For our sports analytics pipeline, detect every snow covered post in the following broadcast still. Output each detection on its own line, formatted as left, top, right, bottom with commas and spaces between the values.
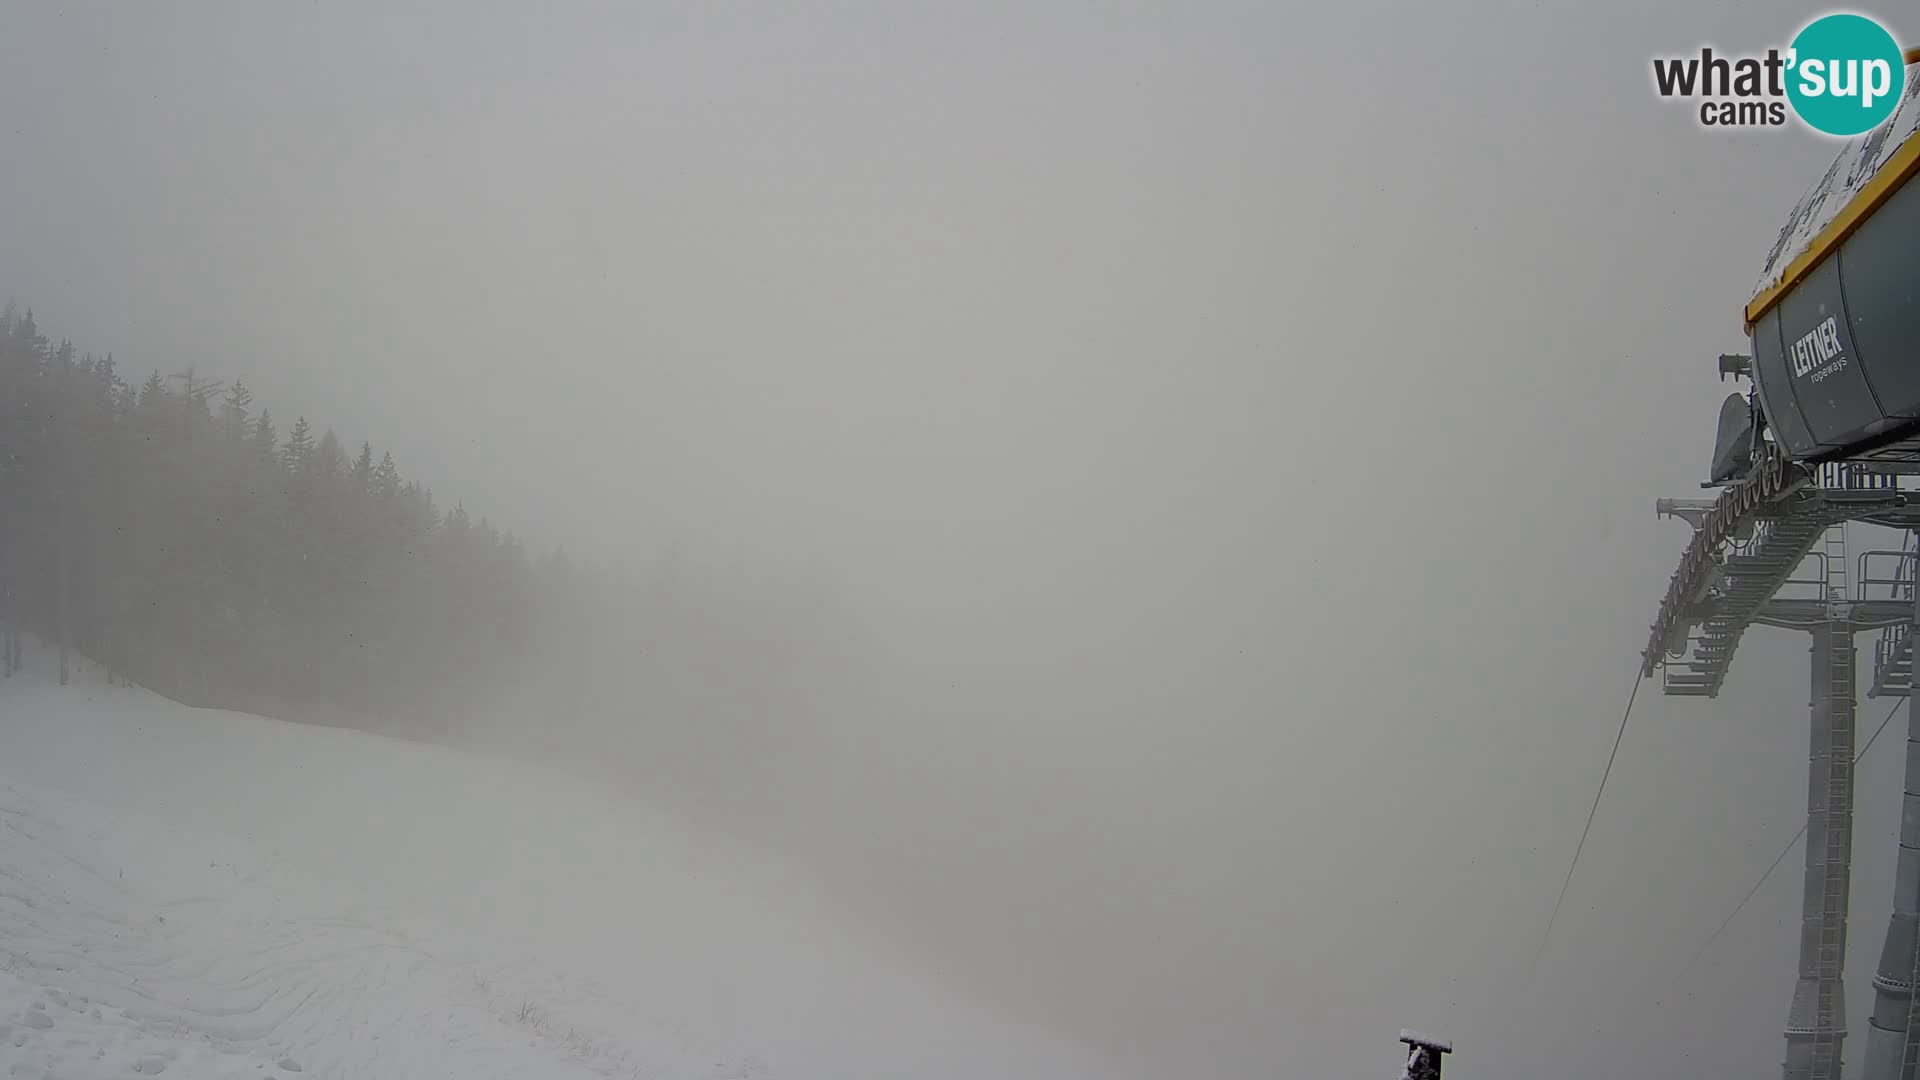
1397, 1030, 1452, 1080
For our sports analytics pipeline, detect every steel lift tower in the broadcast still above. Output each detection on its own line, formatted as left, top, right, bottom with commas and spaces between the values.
1650, 447, 1914, 1080
1639, 57, 1920, 1079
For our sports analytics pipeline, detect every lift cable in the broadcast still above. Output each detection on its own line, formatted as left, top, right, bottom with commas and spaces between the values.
1530, 668, 1644, 980
1679, 527, 1915, 974
1684, 694, 1907, 971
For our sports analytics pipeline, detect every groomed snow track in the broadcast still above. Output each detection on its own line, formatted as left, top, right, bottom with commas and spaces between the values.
0, 640, 1108, 1080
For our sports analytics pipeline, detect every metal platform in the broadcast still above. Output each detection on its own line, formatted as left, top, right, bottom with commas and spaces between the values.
1646, 459, 1913, 698
1871, 625, 1912, 698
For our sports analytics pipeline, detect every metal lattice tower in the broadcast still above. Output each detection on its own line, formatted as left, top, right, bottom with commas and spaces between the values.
1783, 567, 1856, 1080
1860, 539, 1920, 1080
1648, 463, 1920, 1080
1645, 77, 1920, 1076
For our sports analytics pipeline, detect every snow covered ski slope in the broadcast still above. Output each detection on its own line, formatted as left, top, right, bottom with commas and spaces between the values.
0, 643, 1107, 1080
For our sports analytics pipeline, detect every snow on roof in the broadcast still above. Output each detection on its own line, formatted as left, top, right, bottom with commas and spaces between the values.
1753, 79, 1920, 300
1399, 1029, 1453, 1052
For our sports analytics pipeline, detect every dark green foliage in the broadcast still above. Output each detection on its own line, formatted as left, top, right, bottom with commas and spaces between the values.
0, 308, 537, 721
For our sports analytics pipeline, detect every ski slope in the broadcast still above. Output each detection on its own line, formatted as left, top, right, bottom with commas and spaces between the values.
0, 642, 1108, 1080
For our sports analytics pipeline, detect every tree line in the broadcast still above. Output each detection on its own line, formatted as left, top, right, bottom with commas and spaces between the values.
0, 305, 578, 724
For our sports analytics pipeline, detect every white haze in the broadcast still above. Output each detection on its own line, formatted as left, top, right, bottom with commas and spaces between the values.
0, 2, 1900, 1078
0, 644, 1112, 1080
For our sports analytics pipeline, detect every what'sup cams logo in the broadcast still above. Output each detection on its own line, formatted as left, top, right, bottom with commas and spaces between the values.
1652, 12, 1908, 135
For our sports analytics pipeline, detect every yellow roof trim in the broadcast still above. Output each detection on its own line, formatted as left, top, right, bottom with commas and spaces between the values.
1745, 49, 1920, 331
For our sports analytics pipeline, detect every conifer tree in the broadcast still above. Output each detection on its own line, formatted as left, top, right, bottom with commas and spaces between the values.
222, 381, 253, 441
253, 410, 278, 460
283, 416, 313, 467
0, 309, 557, 724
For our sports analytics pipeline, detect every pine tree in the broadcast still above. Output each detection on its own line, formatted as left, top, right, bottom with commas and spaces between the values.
138, 372, 168, 409
352, 442, 374, 496
371, 452, 399, 500
282, 416, 314, 472
0, 311, 552, 728
316, 429, 346, 479
252, 410, 277, 460
221, 381, 253, 441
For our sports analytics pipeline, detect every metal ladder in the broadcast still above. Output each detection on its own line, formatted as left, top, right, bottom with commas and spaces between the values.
1795, 525, 1853, 1080
1813, 614, 1855, 1080
1826, 525, 1850, 610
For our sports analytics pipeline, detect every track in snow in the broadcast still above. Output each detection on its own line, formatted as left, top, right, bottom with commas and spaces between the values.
0, 642, 1105, 1080
0, 775, 685, 1079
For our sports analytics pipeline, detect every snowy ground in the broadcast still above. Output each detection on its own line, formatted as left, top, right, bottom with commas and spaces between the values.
0, 642, 1108, 1080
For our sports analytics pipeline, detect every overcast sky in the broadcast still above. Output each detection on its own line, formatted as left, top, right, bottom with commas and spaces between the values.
1, 2, 1906, 1078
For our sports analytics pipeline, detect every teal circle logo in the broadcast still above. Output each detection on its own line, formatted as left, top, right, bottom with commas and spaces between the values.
1786, 13, 1906, 136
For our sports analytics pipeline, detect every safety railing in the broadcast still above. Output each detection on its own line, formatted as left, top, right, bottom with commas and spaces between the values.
1778, 551, 1833, 602
1857, 549, 1917, 604
1869, 540, 1917, 698
1816, 461, 1902, 492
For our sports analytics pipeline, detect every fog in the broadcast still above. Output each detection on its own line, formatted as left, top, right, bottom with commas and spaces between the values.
0, 2, 1891, 1077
